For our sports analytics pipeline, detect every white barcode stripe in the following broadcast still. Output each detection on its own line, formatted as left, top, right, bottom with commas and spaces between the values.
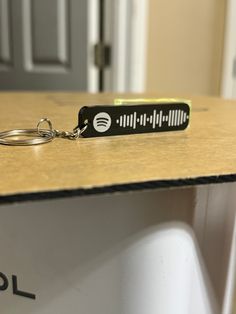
153, 110, 156, 128
133, 112, 137, 129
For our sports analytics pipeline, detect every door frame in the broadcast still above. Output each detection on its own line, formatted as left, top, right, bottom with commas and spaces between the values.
87, 0, 149, 93
87, 0, 99, 92
221, 0, 236, 98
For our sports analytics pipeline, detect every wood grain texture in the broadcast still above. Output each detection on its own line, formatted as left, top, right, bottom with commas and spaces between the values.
0, 92, 236, 202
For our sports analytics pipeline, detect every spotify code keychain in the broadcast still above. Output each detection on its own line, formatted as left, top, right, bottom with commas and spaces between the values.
0, 99, 191, 146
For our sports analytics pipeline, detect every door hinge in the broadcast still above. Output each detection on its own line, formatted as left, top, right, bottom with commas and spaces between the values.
94, 43, 111, 69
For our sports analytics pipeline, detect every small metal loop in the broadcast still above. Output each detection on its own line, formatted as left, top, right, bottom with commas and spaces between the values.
37, 118, 54, 136
74, 123, 88, 138
0, 129, 54, 146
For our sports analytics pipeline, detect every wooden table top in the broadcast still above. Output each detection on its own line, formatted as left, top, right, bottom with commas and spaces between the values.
0, 92, 236, 204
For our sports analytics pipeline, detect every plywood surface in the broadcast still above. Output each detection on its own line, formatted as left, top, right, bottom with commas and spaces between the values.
0, 92, 236, 203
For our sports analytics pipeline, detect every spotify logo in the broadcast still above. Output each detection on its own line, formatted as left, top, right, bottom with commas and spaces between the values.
93, 112, 112, 133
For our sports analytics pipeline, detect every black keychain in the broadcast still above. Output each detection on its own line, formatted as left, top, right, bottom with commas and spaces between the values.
0, 99, 191, 146
79, 101, 190, 138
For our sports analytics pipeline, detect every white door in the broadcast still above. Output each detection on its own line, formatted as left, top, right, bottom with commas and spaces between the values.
0, 0, 89, 90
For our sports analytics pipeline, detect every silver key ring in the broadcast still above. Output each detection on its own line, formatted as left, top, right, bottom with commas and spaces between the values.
0, 129, 54, 146
0, 118, 87, 146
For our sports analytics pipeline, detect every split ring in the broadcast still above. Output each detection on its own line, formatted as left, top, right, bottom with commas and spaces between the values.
0, 129, 54, 146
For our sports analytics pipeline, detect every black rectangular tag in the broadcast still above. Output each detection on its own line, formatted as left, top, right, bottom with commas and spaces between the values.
78, 102, 190, 138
